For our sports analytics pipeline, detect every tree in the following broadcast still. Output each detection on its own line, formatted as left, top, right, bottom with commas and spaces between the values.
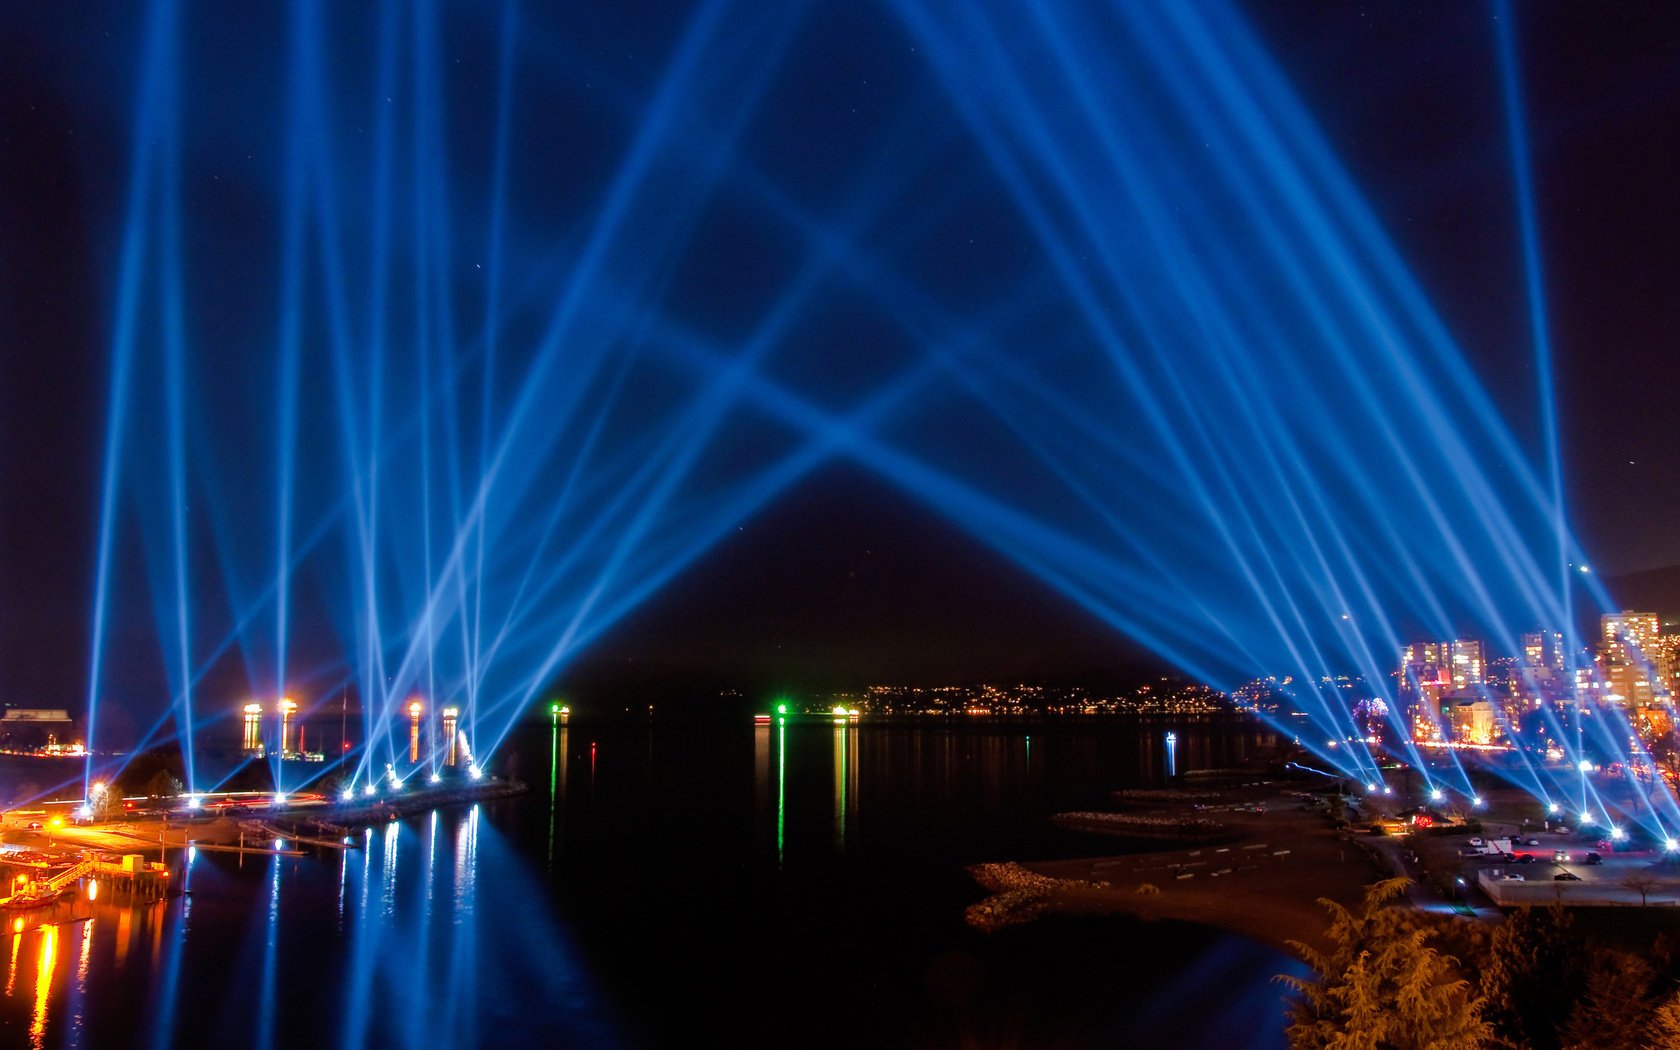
1654, 988, 1680, 1048
89, 784, 122, 823
146, 771, 184, 800
1403, 831, 1467, 899
1557, 947, 1656, 1050
1277, 877, 1491, 1049
1478, 906, 1581, 1050
315, 772, 347, 801
1647, 726, 1680, 788
1619, 871, 1669, 907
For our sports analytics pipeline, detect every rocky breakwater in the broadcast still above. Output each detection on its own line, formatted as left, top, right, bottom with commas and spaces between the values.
964, 861, 1112, 932
1050, 811, 1226, 840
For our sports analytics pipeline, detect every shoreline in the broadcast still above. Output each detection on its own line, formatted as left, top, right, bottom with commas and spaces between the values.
5, 779, 530, 860
967, 782, 1388, 958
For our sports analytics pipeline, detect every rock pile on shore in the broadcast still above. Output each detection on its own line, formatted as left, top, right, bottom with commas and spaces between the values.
1051, 811, 1225, 838
964, 862, 1110, 932
1109, 788, 1223, 803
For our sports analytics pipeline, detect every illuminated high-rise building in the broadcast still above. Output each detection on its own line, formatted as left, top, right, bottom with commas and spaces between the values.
442, 706, 460, 766
1655, 632, 1680, 700
1598, 612, 1663, 707
241, 703, 264, 754
1603, 612, 1660, 658
1400, 641, 1452, 741
1523, 631, 1564, 670
1449, 640, 1484, 688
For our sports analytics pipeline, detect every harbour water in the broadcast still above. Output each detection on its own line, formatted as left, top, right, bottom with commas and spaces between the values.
0, 718, 1306, 1048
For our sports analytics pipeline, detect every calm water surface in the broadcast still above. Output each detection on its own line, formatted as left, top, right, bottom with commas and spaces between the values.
0, 719, 1306, 1048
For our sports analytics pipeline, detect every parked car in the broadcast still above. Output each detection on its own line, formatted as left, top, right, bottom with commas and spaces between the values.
23, 821, 41, 831
1523, 838, 1541, 846
1468, 837, 1485, 847
1515, 853, 1535, 864
1554, 872, 1582, 881
1501, 873, 1526, 881
1584, 852, 1603, 865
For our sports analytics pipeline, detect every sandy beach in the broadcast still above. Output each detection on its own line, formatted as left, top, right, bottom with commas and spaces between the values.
969, 784, 1389, 957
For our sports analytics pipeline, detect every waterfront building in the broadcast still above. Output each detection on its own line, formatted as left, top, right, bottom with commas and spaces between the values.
0, 709, 75, 752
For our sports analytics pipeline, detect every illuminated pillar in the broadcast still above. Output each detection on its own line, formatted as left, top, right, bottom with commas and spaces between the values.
442, 707, 459, 767
408, 700, 423, 764
242, 703, 263, 754
278, 698, 297, 758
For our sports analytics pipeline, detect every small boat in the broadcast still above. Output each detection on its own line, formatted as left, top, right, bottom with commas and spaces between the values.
0, 886, 67, 910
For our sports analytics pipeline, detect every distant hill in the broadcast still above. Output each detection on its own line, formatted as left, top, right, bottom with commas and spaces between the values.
1605, 564, 1680, 625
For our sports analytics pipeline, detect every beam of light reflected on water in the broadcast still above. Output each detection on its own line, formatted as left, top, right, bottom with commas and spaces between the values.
5, 928, 19, 997
776, 721, 786, 867
30, 925, 57, 1050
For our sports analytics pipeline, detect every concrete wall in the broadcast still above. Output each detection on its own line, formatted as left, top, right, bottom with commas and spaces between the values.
1478, 870, 1680, 907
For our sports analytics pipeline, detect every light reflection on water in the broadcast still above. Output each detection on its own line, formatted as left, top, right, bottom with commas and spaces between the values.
0, 720, 1297, 1048
29, 924, 54, 1050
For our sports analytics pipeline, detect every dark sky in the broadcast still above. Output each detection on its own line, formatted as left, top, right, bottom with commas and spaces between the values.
1, 2, 1678, 715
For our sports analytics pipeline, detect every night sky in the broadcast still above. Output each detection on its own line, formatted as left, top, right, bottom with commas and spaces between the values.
1, 2, 1678, 717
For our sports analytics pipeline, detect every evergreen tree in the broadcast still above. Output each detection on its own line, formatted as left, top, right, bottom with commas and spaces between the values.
1652, 988, 1680, 1049
146, 770, 185, 800
1278, 877, 1490, 1049
1558, 947, 1657, 1050
1478, 905, 1581, 1050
